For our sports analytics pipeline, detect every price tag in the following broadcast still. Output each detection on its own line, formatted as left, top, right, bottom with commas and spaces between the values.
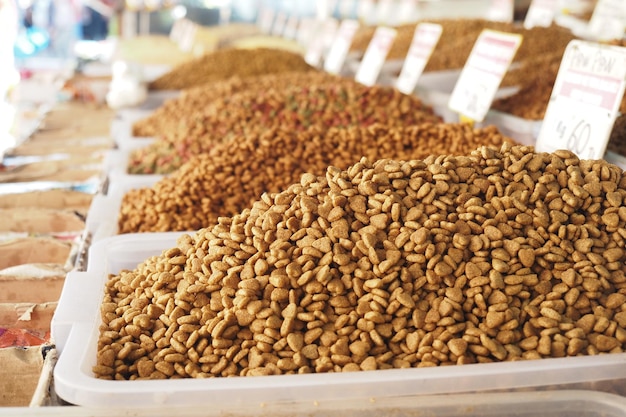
487, 0, 514, 22
357, 0, 376, 25
396, 23, 442, 95
448, 30, 522, 122
169, 18, 185, 43
321, 18, 340, 55
536, 41, 626, 160
355, 26, 398, 86
305, 19, 338, 68
339, 0, 355, 18
297, 18, 316, 47
282, 16, 299, 40
376, 0, 394, 25
524, 0, 558, 29
257, 7, 275, 34
396, 0, 417, 25
179, 20, 198, 52
324, 19, 360, 75
588, 0, 626, 41
271, 11, 288, 37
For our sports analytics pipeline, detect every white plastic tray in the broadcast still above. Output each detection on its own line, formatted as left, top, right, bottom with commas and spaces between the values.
3, 390, 626, 417
53, 232, 626, 408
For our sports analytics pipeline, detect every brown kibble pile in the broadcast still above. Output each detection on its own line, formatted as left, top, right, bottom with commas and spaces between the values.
608, 114, 626, 157
97, 143, 626, 380
133, 71, 336, 138
148, 48, 315, 91
128, 81, 441, 174
119, 123, 511, 233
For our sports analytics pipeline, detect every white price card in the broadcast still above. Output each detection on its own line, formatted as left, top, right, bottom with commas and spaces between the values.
271, 11, 288, 37
523, 0, 558, 29
448, 30, 522, 122
396, 0, 417, 25
588, 0, 626, 42
305, 19, 338, 68
357, 0, 376, 25
283, 15, 299, 40
339, 0, 355, 18
297, 18, 316, 47
324, 19, 360, 75
257, 7, 275, 34
355, 26, 398, 86
169, 18, 185, 43
487, 0, 514, 22
396, 23, 442, 95
535, 41, 626, 160
179, 20, 198, 52
376, 0, 394, 25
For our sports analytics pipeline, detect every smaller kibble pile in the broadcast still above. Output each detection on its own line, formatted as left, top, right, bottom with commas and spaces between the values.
148, 48, 315, 91
97, 143, 626, 380
119, 123, 511, 233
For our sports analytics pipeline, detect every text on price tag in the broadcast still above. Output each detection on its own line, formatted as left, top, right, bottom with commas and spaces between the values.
324, 19, 360, 75
535, 40, 626, 160
448, 29, 522, 122
396, 22, 442, 95
524, 0, 558, 29
355, 26, 398, 86
588, 0, 626, 42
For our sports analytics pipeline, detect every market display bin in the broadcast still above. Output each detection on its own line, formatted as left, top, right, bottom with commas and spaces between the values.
52, 232, 626, 408
482, 110, 542, 147
3, 390, 626, 417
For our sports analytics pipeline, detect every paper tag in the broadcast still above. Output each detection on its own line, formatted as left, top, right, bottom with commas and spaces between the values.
524, 0, 558, 29
376, 0, 394, 25
271, 11, 288, 37
169, 18, 185, 43
339, 0, 355, 18
305, 19, 338, 67
449, 29, 522, 122
355, 26, 398, 86
179, 20, 197, 52
324, 19, 360, 75
297, 18, 316, 47
487, 0, 514, 22
283, 15, 299, 39
258, 7, 275, 34
357, 0, 376, 25
396, 0, 417, 25
536, 41, 626, 160
588, 0, 626, 41
396, 23, 442, 95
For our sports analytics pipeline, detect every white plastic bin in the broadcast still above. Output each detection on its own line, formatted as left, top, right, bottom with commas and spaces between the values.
53, 233, 626, 408
3, 390, 626, 417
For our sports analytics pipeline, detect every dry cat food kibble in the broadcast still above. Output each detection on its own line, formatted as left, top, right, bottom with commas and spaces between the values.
97, 143, 626, 380
119, 123, 511, 233
128, 81, 441, 174
148, 48, 315, 90
133, 71, 336, 138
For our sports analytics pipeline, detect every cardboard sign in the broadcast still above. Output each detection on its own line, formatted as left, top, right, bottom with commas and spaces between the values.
324, 19, 360, 75
487, 0, 514, 22
448, 29, 522, 122
396, 23, 443, 95
524, 0, 558, 29
588, 0, 626, 41
355, 26, 398, 86
536, 41, 626, 160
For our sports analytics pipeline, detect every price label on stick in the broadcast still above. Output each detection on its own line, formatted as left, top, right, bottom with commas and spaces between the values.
283, 15, 299, 40
396, 0, 417, 25
487, 0, 514, 22
258, 7, 275, 34
297, 18, 316, 48
448, 29, 522, 123
305, 19, 338, 68
324, 19, 360, 75
524, 0, 558, 29
396, 23, 442, 95
357, 0, 375, 25
355, 26, 398, 86
271, 11, 288, 37
376, 0, 393, 25
536, 41, 626, 160
588, 0, 626, 42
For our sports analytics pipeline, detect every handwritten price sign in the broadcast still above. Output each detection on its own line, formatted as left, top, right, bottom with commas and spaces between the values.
448, 30, 522, 122
524, 0, 558, 29
355, 26, 398, 86
536, 41, 626, 160
324, 19, 360, 75
396, 23, 442, 95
